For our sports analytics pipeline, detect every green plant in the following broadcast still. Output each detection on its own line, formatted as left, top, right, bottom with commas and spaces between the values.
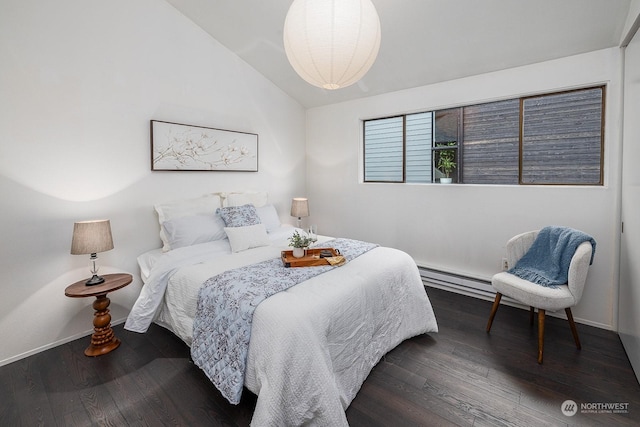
288, 230, 312, 248
436, 142, 457, 178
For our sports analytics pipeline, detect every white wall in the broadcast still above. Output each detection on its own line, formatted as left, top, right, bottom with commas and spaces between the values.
306, 48, 623, 330
0, 0, 306, 365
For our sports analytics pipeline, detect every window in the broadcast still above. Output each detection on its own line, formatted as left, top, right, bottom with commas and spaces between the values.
463, 99, 520, 184
521, 88, 604, 184
406, 112, 433, 183
363, 116, 404, 182
433, 109, 461, 183
363, 86, 604, 185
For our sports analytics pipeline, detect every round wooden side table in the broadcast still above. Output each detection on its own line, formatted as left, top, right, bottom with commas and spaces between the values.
65, 273, 133, 357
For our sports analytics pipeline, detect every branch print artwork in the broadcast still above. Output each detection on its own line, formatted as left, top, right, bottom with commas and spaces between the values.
151, 121, 258, 171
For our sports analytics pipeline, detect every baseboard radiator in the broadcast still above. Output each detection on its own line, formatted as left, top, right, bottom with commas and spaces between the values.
418, 266, 523, 308
419, 267, 605, 328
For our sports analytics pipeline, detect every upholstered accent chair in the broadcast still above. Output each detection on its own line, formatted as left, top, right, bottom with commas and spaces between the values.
486, 230, 593, 364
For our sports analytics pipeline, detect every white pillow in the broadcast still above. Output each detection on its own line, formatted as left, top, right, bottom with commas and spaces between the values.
226, 191, 268, 207
162, 214, 226, 250
224, 223, 270, 253
154, 194, 221, 251
256, 204, 281, 232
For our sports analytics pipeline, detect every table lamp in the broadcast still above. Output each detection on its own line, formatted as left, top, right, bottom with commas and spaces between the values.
71, 219, 114, 286
290, 198, 309, 228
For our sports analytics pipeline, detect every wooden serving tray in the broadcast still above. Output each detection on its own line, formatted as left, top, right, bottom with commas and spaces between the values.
281, 248, 340, 268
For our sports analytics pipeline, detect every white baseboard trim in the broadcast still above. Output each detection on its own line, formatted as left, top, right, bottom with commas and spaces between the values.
0, 317, 127, 368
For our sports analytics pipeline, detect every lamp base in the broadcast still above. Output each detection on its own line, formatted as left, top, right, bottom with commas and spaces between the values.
85, 274, 105, 286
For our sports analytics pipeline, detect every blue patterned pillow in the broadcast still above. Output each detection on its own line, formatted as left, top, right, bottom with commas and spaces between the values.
216, 204, 261, 228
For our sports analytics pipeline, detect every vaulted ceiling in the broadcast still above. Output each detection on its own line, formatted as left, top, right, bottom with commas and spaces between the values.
165, 0, 631, 108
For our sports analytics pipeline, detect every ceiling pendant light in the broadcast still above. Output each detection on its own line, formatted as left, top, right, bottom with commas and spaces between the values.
283, 0, 381, 90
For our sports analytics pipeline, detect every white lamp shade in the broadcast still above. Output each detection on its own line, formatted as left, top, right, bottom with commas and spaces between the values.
70, 219, 114, 255
290, 198, 310, 218
283, 0, 381, 90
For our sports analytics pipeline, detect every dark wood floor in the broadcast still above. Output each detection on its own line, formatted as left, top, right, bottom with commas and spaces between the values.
1, 287, 639, 426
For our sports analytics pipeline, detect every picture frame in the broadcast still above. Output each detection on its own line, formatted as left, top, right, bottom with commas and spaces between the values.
150, 120, 258, 171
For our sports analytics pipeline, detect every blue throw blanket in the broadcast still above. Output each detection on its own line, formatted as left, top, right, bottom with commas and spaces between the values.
508, 226, 596, 288
190, 238, 378, 405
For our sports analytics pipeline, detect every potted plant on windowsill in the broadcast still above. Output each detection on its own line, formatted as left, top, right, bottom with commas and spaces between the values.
288, 230, 312, 258
436, 142, 457, 183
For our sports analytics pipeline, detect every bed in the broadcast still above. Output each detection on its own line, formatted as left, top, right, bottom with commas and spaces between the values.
124, 192, 438, 426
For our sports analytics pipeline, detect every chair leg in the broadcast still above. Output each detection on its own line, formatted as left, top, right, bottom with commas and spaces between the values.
486, 292, 502, 332
529, 306, 535, 327
537, 309, 545, 364
566, 308, 582, 350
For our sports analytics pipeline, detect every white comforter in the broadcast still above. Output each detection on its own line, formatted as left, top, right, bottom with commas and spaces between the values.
125, 228, 438, 426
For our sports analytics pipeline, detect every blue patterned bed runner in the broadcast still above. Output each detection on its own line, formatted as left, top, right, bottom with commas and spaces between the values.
190, 238, 378, 404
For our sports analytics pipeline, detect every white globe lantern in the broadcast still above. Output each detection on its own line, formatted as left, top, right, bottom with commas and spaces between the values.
283, 0, 381, 90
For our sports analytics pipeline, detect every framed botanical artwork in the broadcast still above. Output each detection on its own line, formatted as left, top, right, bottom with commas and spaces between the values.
150, 120, 258, 171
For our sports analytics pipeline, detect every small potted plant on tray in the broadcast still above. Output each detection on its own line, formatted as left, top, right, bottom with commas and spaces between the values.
289, 230, 312, 258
